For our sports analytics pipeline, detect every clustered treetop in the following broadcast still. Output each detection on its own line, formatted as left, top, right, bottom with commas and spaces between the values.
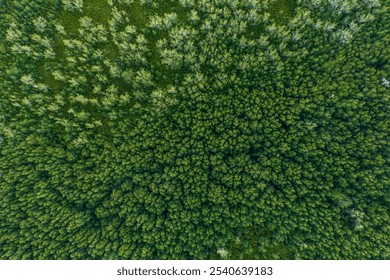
0, 0, 389, 259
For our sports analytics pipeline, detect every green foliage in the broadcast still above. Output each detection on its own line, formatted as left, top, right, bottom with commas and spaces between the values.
0, 0, 389, 260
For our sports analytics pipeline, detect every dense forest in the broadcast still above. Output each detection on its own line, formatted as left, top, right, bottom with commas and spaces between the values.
0, 0, 389, 259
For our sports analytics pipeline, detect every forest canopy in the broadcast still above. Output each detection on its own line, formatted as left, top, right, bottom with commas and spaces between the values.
0, 0, 389, 259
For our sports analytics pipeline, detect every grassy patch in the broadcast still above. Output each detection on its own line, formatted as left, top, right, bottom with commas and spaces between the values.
268, 0, 296, 25
84, 0, 112, 25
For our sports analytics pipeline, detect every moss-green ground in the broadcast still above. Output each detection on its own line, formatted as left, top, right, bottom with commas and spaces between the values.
269, 0, 296, 25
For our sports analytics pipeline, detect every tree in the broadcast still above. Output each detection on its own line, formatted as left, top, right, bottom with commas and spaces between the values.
0, 0, 388, 260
